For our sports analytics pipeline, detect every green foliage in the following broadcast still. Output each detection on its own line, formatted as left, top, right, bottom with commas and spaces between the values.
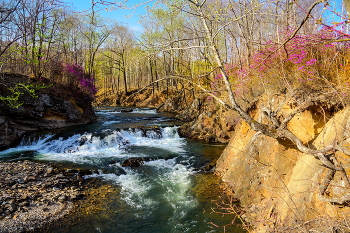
0, 83, 51, 108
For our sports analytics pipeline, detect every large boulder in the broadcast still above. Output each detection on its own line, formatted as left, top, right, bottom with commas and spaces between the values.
0, 73, 96, 150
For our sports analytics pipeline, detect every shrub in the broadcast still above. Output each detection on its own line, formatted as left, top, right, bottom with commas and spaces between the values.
214, 24, 350, 102
64, 63, 97, 100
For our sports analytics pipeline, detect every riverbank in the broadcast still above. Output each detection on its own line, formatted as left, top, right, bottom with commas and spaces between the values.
0, 106, 239, 233
215, 92, 350, 232
95, 88, 239, 143
0, 160, 97, 233
0, 73, 96, 150
96, 88, 350, 231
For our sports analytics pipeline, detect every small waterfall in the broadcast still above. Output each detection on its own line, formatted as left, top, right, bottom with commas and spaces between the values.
0, 126, 185, 164
0, 107, 236, 233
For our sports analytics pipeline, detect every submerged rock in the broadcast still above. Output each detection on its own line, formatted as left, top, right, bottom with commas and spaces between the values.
120, 157, 155, 167
119, 108, 133, 112
199, 161, 216, 173
122, 158, 145, 167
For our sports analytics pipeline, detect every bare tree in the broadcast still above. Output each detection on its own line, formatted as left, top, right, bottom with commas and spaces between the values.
0, 0, 22, 63
8, 0, 65, 78
170, 0, 350, 195
103, 22, 133, 94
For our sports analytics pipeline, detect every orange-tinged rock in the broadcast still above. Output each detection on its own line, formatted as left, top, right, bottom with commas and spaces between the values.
215, 99, 350, 232
287, 111, 315, 143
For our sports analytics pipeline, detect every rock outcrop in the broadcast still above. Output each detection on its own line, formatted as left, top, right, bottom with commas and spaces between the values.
215, 93, 350, 231
0, 73, 96, 150
177, 99, 239, 143
158, 91, 239, 143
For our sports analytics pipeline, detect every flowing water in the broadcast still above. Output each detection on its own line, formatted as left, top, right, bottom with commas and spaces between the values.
0, 107, 244, 233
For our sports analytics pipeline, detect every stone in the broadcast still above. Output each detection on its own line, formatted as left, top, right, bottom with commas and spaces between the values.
58, 195, 66, 203
4, 210, 11, 217
4, 203, 17, 212
55, 173, 65, 179
286, 110, 316, 143
66, 169, 78, 174
18, 201, 29, 207
46, 167, 54, 174
78, 169, 93, 176
122, 158, 145, 167
200, 162, 216, 172
76, 175, 84, 182
7, 199, 15, 204
59, 179, 70, 183
24, 175, 37, 182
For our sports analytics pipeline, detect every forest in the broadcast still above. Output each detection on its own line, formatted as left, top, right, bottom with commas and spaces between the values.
1, 0, 349, 100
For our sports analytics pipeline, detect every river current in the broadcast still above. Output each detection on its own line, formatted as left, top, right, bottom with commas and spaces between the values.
0, 107, 243, 233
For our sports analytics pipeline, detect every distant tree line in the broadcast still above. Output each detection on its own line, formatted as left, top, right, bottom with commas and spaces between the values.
1, 0, 349, 100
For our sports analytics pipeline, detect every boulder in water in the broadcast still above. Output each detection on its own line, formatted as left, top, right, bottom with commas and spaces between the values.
122, 158, 145, 167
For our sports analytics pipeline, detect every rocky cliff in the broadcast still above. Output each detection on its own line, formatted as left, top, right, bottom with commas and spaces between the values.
0, 73, 96, 150
215, 93, 350, 232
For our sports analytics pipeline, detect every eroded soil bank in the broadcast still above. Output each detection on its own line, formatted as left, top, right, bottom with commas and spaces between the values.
0, 73, 98, 232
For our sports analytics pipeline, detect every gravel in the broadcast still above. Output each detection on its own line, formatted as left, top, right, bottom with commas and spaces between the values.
0, 160, 94, 233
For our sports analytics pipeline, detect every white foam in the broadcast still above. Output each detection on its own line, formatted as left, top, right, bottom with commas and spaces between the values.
149, 159, 197, 210
91, 159, 197, 215
2, 127, 185, 164
0, 134, 54, 156
131, 108, 157, 114
102, 120, 121, 125
117, 170, 157, 209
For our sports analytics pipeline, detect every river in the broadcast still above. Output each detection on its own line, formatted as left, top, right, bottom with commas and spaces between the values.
0, 107, 244, 233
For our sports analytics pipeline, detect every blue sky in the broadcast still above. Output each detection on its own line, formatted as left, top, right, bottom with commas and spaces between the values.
61, 0, 153, 32
61, 0, 346, 33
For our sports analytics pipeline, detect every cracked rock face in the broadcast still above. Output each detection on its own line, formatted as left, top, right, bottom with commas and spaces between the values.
0, 73, 96, 150
215, 94, 350, 231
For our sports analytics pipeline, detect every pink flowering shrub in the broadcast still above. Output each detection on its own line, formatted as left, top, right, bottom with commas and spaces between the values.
212, 24, 350, 100
64, 63, 97, 100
